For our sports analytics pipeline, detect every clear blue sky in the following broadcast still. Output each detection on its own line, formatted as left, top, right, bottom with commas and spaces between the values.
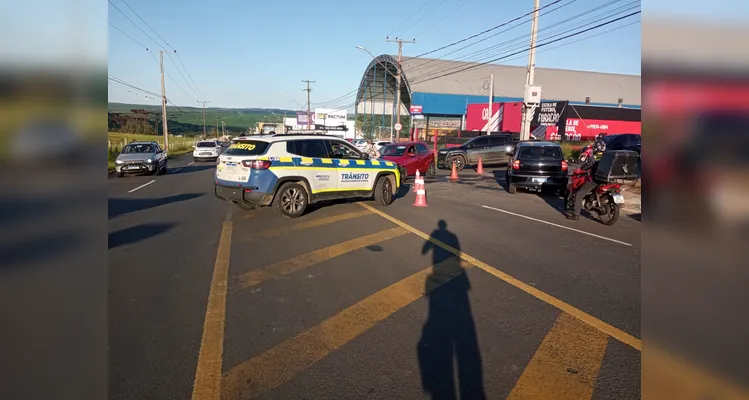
108, 0, 643, 110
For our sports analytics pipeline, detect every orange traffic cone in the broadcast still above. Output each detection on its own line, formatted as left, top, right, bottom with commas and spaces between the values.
449, 159, 459, 181
477, 157, 484, 174
414, 169, 424, 192
413, 176, 427, 207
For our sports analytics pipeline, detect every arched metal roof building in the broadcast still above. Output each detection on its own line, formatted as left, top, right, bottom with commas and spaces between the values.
355, 55, 641, 117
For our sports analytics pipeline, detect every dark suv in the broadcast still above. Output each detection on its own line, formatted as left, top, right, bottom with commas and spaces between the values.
602, 133, 641, 153
437, 134, 515, 171
506, 141, 568, 194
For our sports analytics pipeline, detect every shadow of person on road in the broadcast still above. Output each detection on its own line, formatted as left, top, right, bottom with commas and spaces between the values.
418, 220, 485, 400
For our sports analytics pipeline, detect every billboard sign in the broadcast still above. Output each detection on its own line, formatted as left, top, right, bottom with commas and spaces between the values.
314, 108, 347, 127
544, 119, 642, 141
297, 112, 314, 126
409, 105, 423, 115
532, 101, 567, 126
465, 103, 501, 131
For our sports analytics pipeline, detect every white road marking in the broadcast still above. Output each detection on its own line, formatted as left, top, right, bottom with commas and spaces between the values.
480, 205, 633, 247
172, 168, 182, 173
188, 161, 195, 165
128, 180, 156, 193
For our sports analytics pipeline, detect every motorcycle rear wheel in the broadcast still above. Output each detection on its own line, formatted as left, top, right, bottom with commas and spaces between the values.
598, 200, 620, 226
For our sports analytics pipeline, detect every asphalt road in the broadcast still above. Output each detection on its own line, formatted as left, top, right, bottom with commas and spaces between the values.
109, 159, 644, 399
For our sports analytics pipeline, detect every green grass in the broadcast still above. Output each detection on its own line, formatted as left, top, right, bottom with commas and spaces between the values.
108, 102, 293, 133
108, 132, 197, 171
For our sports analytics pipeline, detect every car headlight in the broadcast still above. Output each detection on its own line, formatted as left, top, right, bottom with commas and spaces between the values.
146, 158, 153, 163
115, 159, 123, 164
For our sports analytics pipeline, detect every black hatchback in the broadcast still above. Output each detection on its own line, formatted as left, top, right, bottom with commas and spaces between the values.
505, 141, 568, 194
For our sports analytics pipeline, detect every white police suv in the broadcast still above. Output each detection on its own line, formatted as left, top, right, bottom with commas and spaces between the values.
213, 134, 402, 218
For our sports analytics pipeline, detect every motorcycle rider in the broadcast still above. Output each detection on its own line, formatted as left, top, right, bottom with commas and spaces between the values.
566, 135, 605, 220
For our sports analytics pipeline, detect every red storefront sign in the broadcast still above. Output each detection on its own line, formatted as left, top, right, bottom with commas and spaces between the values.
466, 102, 523, 132
409, 105, 423, 114
544, 119, 641, 141
465, 103, 501, 131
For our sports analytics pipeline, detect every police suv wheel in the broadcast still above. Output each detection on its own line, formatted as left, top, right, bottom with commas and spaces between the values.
274, 182, 308, 218
374, 176, 393, 206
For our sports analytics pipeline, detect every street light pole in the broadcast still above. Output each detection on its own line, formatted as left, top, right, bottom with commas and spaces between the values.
520, 0, 541, 141
386, 37, 415, 142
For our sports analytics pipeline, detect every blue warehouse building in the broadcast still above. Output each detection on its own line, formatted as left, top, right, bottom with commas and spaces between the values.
355, 55, 641, 133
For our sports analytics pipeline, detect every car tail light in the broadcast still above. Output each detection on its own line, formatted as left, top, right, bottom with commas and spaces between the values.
561, 160, 568, 171
241, 160, 272, 169
512, 160, 520, 170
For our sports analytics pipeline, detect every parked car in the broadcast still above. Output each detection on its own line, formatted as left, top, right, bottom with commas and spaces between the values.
379, 142, 436, 178
602, 133, 641, 153
193, 140, 223, 162
352, 139, 367, 150
437, 133, 515, 170
374, 141, 393, 151
506, 141, 568, 194
114, 141, 168, 177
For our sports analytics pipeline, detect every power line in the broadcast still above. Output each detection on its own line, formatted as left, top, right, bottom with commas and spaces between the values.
108, 0, 162, 48
410, 10, 641, 86
399, 0, 450, 38
145, 51, 195, 101
109, 0, 205, 101
109, 22, 150, 50
412, 0, 569, 59
409, 0, 584, 73
108, 75, 160, 97
412, 0, 473, 39
174, 52, 205, 99
117, 0, 172, 49
386, 0, 438, 39
408, 1, 638, 83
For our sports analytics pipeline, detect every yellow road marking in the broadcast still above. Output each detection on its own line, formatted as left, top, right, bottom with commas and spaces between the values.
243, 210, 371, 242
236, 226, 409, 289
223, 258, 474, 400
506, 313, 608, 400
357, 202, 642, 351
191, 221, 233, 400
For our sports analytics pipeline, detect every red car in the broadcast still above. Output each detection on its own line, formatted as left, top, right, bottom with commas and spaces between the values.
379, 141, 436, 178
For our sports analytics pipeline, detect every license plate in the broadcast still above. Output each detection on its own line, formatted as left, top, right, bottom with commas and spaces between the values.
224, 164, 237, 172
612, 193, 625, 204
200, 152, 212, 156
123, 165, 139, 170
532, 177, 547, 183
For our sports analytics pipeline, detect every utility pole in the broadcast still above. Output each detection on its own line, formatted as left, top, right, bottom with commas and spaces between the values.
520, 0, 540, 141
302, 80, 315, 130
197, 100, 210, 138
215, 116, 219, 138
487, 73, 494, 135
222, 121, 226, 136
159, 50, 169, 150
386, 37, 415, 142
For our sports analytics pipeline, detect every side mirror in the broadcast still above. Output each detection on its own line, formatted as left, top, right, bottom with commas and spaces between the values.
408, 152, 416, 157
361, 153, 370, 160
505, 145, 514, 155
192, 145, 196, 148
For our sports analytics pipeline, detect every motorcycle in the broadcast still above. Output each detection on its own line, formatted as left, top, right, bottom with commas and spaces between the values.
564, 171, 624, 226
577, 144, 593, 163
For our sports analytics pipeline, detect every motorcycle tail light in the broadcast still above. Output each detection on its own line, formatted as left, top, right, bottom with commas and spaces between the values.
512, 160, 520, 170
561, 160, 568, 171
